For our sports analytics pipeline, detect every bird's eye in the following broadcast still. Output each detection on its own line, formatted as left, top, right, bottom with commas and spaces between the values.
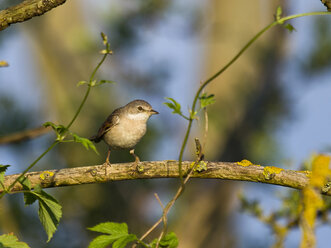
137, 106, 143, 111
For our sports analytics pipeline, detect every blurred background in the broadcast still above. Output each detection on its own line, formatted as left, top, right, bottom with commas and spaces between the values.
0, 0, 331, 247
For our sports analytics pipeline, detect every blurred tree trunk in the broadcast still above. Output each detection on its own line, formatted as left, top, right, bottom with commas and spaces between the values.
174, 1, 286, 247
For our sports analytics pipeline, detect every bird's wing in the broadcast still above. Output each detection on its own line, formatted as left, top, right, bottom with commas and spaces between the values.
90, 109, 121, 143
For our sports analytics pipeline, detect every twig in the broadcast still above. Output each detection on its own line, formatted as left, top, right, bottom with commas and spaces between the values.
0, 126, 51, 145
137, 166, 195, 247
2, 161, 330, 196
153, 192, 167, 248
154, 193, 164, 209
0, 0, 66, 31
321, 0, 331, 11
202, 107, 208, 153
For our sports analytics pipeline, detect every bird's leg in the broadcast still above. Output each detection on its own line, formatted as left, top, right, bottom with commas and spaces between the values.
102, 148, 111, 175
129, 149, 140, 163
105, 148, 111, 165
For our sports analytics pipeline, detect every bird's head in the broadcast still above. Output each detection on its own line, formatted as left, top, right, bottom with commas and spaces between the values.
125, 99, 159, 121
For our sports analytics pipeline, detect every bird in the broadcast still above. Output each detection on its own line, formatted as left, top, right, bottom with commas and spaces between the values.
90, 99, 159, 164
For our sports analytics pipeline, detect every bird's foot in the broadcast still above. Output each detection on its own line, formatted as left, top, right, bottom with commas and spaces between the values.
130, 149, 144, 172
130, 149, 140, 163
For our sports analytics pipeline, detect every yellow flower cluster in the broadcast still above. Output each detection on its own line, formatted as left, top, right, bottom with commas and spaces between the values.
300, 154, 331, 247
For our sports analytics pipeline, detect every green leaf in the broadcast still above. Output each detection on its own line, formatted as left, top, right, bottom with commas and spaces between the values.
77, 80, 88, 87
0, 164, 10, 173
19, 176, 31, 190
88, 222, 128, 235
23, 188, 62, 242
113, 234, 137, 248
164, 97, 182, 115
96, 80, 116, 86
199, 93, 215, 109
23, 191, 38, 206
276, 6, 282, 20
150, 232, 179, 248
43, 122, 67, 141
88, 235, 114, 248
72, 134, 99, 154
284, 23, 296, 33
0, 164, 10, 188
37, 190, 62, 242
0, 233, 30, 248
88, 222, 137, 248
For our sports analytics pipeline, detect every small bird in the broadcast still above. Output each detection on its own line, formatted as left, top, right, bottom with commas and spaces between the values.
90, 99, 159, 164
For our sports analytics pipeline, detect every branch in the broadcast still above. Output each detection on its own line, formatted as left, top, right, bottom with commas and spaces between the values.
0, 126, 51, 145
321, 0, 331, 11
2, 161, 331, 196
0, 0, 66, 31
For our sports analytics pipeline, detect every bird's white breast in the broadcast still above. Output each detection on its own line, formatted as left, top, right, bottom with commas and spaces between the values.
103, 117, 147, 149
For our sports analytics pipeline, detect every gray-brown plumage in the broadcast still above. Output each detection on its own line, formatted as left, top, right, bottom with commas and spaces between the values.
90, 100, 158, 163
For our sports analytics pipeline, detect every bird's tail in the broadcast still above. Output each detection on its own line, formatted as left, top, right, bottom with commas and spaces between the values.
89, 135, 101, 143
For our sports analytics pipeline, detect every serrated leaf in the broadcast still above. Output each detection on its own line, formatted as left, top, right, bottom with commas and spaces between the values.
88, 235, 114, 248
88, 222, 128, 235
88, 222, 137, 248
77, 81, 88, 87
73, 134, 99, 154
199, 93, 215, 109
33, 184, 43, 193
284, 23, 296, 33
25, 189, 62, 242
0, 164, 10, 173
23, 192, 38, 206
276, 6, 282, 20
150, 232, 179, 248
113, 234, 137, 248
0, 165, 10, 187
19, 176, 31, 190
0, 233, 30, 248
164, 97, 182, 115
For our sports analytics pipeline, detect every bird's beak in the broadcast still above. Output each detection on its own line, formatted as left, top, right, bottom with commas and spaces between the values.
150, 109, 159, 115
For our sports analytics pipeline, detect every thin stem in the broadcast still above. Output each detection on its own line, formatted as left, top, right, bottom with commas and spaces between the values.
135, 239, 150, 248
90, 54, 108, 83
66, 53, 108, 130
137, 167, 195, 244
177, 11, 331, 185
137, 12, 331, 245
66, 86, 91, 130
0, 141, 59, 198
0, 49, 110, 199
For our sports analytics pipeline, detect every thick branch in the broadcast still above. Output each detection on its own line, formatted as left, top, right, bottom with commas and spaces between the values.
0, 126, 51, 145
321, 0, 331, 11
2, 161, 330, 196
0, 0, 66, 31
